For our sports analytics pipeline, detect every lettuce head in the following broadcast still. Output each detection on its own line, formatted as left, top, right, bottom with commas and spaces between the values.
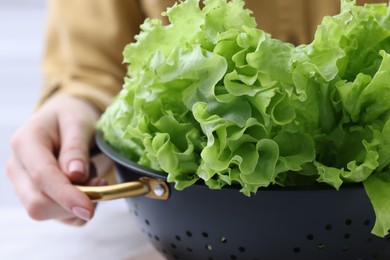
97, 0, 390, 237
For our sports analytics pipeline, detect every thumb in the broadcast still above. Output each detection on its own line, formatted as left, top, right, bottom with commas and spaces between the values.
58, 115, 95, 183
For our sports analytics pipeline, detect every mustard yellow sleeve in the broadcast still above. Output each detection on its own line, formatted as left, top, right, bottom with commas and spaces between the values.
246, 0, 385, 45
39, 0, 146, 112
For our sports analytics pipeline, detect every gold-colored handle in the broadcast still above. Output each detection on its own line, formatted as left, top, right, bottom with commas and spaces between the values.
77, 177, 169, 201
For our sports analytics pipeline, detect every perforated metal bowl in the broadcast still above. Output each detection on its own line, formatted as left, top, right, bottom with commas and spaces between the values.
85, 132, 390, 260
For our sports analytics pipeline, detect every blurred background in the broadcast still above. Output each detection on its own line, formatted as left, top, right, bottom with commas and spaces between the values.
0, 0, 44, 207
0, 1, 161, 259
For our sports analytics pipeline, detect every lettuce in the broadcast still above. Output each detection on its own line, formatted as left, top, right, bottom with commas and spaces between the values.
97, 0, 390, 237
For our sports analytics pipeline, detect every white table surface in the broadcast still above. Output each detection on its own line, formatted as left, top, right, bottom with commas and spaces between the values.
0, 200, 165, 260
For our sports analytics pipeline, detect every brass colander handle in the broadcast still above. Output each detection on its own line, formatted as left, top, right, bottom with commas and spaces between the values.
77, 177, 169, 201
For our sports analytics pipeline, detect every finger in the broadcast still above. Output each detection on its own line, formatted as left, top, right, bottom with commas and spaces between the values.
58, 179, 102, 226
8, 156, 98, 226
6, 156, 79, 221
57, 112, 96, 183
91, 153, 114, 177
58, 200, 99, 226
87, 177, 109, 186
11, 128, 94, 222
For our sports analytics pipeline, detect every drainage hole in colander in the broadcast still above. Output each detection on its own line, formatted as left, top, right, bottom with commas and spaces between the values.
325, 224, 332, 231
186, 247, 193, 252
202, 232, 209, 238
186, 231, 193, 237
171, 243, 177, 249
144, 219, 150, 226
345, 219, 352, 226
238, 246, 246, 253
306, 234, 314, 240
221, 236, 228, 243
293, 247, 301, 253
364, 219, 371, 226
341, 246, 349, 252
154, 235, 160, 241
175, 235, 181, 241
344, 233, 351, 239
367, 237, 374, 243
230, 255, 237, 260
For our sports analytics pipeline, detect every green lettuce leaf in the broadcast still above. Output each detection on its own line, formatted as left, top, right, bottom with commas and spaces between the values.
97, 0, 390, 237
364, 171, 390, 237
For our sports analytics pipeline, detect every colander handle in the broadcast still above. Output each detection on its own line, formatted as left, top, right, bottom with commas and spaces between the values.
76, 177, 169, 201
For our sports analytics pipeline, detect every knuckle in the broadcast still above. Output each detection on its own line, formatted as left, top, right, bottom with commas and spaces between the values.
60, 141, 89, 166
29, 164, 58, 189
5, 160, 14, 180
29, 168, 44, 187
62, 114, 91, 132
10, 129, 23, 150
25, 197, 49, 221
62, 140, 89, 154
65, 112, 89, 124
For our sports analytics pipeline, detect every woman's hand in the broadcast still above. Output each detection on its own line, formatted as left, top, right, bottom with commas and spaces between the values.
6, 94, 106, 226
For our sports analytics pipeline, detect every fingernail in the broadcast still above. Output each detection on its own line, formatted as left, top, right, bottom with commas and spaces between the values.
72, 206, 91, 221
68, 160, 85, 175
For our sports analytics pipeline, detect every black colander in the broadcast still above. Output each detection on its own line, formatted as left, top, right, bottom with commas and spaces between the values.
90, 132, 390, 260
